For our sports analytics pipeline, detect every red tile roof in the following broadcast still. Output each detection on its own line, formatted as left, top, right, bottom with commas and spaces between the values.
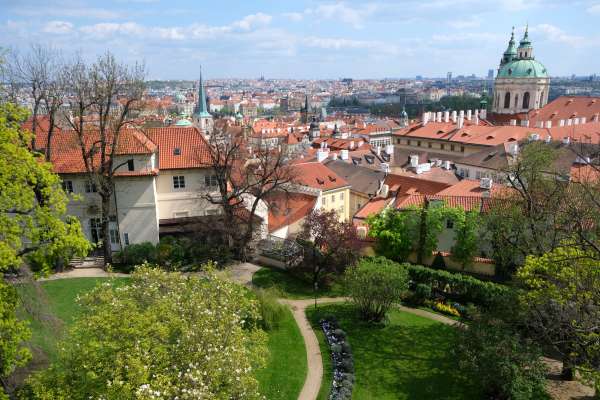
528, 96, 600, 125
384, 174, 451, 196
146, 127, 212, 170
265, 192, 317, 232
292, 162, 350, 191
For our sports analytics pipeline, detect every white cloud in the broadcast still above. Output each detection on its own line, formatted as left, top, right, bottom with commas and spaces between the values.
307, 2, 379, 29
304, 36, 401, 55
231, 12, 272, 30
13, 6, 121, 19
42, 20, 74, 34
531, 24, 586, 45
80, 22, 145, 38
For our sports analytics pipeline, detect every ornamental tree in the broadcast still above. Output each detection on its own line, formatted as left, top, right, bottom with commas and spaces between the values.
22, 265, 268, 399
450, 209, 480, 268
345, 257, 409, 322
517, 246, 600, 382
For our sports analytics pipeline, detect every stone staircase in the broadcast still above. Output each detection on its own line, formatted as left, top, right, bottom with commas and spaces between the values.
69, 255, 105, 269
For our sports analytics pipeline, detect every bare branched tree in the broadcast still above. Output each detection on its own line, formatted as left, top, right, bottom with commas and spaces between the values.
203, 120, 297, 261
62, 52, 146, 265
4, 44, 64, 156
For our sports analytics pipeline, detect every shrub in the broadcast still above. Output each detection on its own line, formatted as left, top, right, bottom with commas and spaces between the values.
116, 242, 157, 265
254, 288, 287, 331
399, 259, 510, 309
454, 317, 548, 400
345, 257, 409, 323
413, 283, 432, 305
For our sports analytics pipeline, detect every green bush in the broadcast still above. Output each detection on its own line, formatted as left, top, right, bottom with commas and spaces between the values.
454, 317, 548, 400
116, 242, 157, 265
404, 262, 511, 309
344, 257, 409, 323
254, 288, 287, 331
413, 283, 432, 305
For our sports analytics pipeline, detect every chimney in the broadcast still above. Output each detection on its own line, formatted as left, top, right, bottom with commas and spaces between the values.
457, 116, 464, 129
509, 143, 519, 156
480, 109, 487, 120
379, 184, 389, 198
443, 111, 450, 123
376, 147, 382, 156
349, 140, 355, 149
340, 149, 349, 160
562, 137, 571, 145
574, 117, 580, 125
451, 110, 457, 123
443, 160, 451, 170
331, 152, 338, 160
593, 113, 600, 122
479, 177, 493, 190
466, 109, 472, 121
545, 120, 552, 128
422, 112, 429, 126
559, 119, 565, 127
317, 149, 329, 163
385, 144, 394, 155
510, 119, 517, 126
581, 117, 587, 124
410, 154, 419, 168
436, 111, 442, 122
567, 119, 573, 126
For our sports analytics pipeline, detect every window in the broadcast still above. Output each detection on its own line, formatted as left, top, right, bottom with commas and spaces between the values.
204, 175, 218, 187
123, 232, 129, 246
85, 181, 97, 193
408, 140, 412, 146
62, 180, 73, 193
205, 209, 220, 216
451, 144, 455, 152
173, 175, 186, 189
174, 211, 189, 218
417, 141, 422, 147
127, 159, 134, 171
440, 144, 445, 150
109, 215, 117, 222
522, 92, 530, 109
428, 142, 432, 148
460, 146, 465, 153
340, 192, 344, 200
514, 94, 519, 108
504, 92, 511, 109
446, 219, 454, 229
322, 196, 327, 206
476, 170, 482, 179
109, 229, 118, 244
173, 148, 181, 156
357, 203, 362, 210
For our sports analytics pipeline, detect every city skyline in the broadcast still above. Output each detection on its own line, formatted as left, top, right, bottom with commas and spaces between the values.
1, 0, 599, 79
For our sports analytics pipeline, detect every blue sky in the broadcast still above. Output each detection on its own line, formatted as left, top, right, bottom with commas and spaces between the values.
0, 0, 598, 79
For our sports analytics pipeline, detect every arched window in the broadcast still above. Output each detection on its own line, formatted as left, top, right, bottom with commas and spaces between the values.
515, 94, 519, 109
540, 91, 544, 106
522, 92, 530, 109
504, 92, 511, 109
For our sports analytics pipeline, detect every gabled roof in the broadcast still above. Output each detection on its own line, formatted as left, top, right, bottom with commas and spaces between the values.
292, 162, 350, 191
145, 126, 212, 170
265, 191, 317, 232
324, 160, 385, 196
384, 173, 451, 196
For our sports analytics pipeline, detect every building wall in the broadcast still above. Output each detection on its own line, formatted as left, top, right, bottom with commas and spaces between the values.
318, 187, 351, 221
350, 191, 371, 217
454, 163, 506, 181
394, 137, 485, 155
155, 168, 221, 219
492, 77, 550, 114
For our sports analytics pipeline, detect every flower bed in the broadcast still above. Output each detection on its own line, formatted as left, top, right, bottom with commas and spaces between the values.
320, 317, 355, 400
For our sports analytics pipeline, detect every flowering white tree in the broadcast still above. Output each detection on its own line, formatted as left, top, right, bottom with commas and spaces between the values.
23, 265, 267, 399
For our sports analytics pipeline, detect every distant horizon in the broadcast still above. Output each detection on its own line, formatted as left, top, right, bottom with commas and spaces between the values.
2, 0, 599, 79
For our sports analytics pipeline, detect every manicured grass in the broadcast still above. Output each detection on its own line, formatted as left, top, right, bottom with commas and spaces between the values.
308, 303, 481, 400
252, 267, 346, 299
256, 306, 307, 400
17, 277, 130, 362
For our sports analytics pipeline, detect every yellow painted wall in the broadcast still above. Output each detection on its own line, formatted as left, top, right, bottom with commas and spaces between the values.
320, 186, 351, 221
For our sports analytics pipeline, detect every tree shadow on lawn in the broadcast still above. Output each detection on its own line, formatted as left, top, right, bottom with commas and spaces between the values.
317, 304, 480, 400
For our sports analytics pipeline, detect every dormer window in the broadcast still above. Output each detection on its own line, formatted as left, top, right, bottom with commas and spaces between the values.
173, 148, 181, 156
127, 159, 134, 171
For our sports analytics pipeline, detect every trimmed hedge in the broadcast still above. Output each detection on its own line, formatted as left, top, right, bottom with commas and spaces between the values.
403, 263, 510, 308
363, 257, 511, 309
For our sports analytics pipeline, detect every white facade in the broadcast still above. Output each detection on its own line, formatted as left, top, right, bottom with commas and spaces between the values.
155, 169, 221, 219
491, 77, 550, 114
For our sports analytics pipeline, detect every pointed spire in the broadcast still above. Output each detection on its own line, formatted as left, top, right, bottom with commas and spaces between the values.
194, 65, 210, 118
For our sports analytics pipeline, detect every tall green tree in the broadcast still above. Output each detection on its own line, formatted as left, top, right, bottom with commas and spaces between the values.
22, 265, 268, 399
0, 102, 89, 397
517, 246, 600, 384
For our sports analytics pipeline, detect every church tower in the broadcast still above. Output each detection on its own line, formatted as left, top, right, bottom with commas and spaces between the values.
193, 66, 213, 133
491, 26, 550, 116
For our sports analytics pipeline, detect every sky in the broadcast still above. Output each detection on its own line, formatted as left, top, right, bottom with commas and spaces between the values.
0, 0, 598, 80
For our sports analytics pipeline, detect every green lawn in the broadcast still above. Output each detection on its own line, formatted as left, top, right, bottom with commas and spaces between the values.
256, 306, 307, 400
307, 303, 481, 400
252, 267, 346, 299
17, 277, 130, 362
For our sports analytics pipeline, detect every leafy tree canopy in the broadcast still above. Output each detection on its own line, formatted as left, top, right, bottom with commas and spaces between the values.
23, 265, 268, 399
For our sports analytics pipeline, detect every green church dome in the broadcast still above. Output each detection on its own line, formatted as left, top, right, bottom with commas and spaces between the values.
497, 58, 548, 78
175, 119, 192, 127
